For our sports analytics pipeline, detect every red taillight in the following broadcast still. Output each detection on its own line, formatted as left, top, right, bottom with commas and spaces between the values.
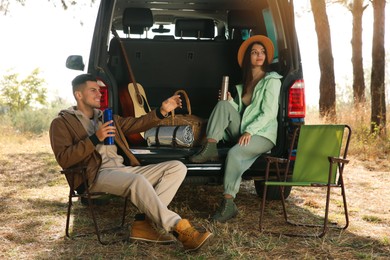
97, 78, 109, 110
288, 79, 306, 118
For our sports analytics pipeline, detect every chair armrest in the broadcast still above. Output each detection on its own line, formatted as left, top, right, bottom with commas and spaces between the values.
265, 156, 288, 164
264, 156, 290, 182
328, 157, 349, 164
61, 166, 87, 175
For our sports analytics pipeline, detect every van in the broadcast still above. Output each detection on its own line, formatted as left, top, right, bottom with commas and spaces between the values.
66, 0, 306, 199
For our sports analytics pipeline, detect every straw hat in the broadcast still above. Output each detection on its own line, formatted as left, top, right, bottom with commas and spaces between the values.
237, 35, 274, 67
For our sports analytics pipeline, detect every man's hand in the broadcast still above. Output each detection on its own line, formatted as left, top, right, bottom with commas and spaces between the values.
238, 132, 251, 146
160, 94, 182, 116
95, 121, 116, 142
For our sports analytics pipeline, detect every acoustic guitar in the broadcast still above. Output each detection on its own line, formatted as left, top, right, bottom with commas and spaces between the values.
111, 29, 150, 144
111, 29, 151, 118
127, 81, 151, 118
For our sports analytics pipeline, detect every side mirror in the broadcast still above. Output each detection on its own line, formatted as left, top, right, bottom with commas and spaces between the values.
66, 55, 85, 71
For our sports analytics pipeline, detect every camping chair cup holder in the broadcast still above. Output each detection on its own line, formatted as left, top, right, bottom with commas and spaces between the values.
259, 124, 352, 237
61, 166, 129, 244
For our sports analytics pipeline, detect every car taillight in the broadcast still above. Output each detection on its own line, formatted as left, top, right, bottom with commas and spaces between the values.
97, 78, 109, 110
288, 79, 306, 118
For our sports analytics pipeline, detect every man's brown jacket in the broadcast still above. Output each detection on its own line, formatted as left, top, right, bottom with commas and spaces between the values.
49, 108, 161, 189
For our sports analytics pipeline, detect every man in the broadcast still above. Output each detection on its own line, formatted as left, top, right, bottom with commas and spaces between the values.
50, 74, 212, 251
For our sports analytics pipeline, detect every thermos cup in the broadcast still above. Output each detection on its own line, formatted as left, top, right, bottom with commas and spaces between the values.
103, 108, 114, 145
221, 76, 229, 101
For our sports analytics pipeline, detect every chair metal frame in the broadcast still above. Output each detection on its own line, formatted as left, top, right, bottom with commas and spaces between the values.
259, 124, 352, 237
61, 167, 129, 245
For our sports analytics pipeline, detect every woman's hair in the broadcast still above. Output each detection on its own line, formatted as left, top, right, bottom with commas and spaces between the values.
241, 42, 270, 94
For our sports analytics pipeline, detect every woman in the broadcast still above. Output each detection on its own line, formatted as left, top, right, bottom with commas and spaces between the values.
189, 35, 282, 222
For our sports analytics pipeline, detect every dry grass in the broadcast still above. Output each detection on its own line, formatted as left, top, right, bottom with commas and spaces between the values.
1, 108, 390, 259
306, 103, 390, 172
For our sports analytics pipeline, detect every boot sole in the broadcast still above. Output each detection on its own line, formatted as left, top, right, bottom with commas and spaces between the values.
212, 211, 238, 223
129, 236, 176, 244
184, 232, 214, 252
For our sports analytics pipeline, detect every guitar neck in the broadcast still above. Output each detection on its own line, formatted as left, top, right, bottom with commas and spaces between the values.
111, 29, 140, 94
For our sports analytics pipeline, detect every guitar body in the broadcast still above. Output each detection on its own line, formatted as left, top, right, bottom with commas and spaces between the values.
119, 85, 135, 118
119, 84, 146, 146
127, 82, 151, 117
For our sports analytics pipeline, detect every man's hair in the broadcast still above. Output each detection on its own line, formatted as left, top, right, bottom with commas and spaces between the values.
72, 74, 97, 93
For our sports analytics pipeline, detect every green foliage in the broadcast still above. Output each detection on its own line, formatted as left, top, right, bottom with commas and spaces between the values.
362, 215, 382, 223
349, 119, 386, 158
0, 68, 47, 112
10, 109, 51, 134
1, 0, 96, 15
3, 98, 72, 135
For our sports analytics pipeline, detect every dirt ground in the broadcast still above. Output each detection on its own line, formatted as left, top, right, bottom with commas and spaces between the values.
0, 132, 389, 259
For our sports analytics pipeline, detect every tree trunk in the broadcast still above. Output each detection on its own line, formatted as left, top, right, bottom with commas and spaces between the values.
310, 0, 336, 119
370, 0, 386, 134
351, 0, 367, 104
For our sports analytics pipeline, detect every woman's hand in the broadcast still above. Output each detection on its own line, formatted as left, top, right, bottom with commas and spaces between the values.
160, 94, 182, 116
238, 132, 251, 146
95, 121, 116, 142
218, 90, 232, 101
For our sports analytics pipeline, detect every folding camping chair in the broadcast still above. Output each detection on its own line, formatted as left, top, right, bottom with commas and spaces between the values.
259, 124, 352, 237
61, 167, 129, 244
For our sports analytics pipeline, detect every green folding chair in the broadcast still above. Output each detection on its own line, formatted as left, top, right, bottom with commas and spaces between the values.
259, 124, 352, 237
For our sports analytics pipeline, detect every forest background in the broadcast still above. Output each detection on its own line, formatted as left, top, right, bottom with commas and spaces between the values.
0, 0, 388, 113
0, 1, 389, 259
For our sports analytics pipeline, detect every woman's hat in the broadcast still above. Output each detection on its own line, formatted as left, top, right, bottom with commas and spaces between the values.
237, 35, 275, 67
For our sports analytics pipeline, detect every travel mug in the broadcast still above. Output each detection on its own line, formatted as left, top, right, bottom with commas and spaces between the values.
221, 76, 229, 101
103, 108, 114, 145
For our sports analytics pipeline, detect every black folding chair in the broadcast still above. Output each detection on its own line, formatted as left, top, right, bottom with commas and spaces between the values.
61, 167, 129, 244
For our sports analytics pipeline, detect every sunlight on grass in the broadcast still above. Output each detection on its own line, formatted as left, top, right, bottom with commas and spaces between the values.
382, 237, 390, 246
306, 104, 390, 172
362, 215, 383, 224
0, 108, 389, 258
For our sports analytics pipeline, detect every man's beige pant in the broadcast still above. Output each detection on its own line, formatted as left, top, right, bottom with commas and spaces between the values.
90, 160, 186, 231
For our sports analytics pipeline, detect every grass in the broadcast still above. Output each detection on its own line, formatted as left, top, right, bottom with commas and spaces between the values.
1, 108, 390, 259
